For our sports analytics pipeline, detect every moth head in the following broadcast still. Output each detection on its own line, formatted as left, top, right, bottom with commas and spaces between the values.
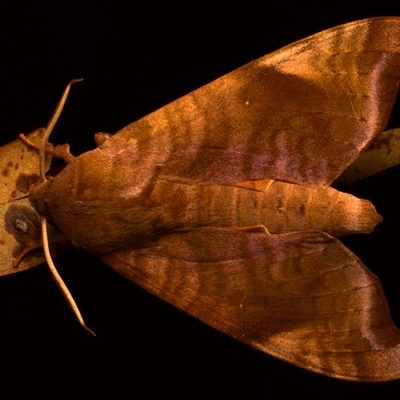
28, 177, 54, 221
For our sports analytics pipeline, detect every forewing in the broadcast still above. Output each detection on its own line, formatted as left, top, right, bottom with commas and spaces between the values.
112, 18, 400, 187
101, 228, 400, 381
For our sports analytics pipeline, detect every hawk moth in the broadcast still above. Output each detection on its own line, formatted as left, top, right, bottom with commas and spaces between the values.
15, 17, 400, 381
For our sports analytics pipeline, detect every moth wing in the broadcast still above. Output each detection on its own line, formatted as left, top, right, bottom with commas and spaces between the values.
101, 228, 400, 381
113, 17, 400, 187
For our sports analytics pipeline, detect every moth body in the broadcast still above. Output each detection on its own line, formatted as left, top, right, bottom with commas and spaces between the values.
29, 135, 381, 255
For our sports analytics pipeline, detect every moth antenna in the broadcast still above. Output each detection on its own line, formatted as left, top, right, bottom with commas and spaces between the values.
40, 217, 96, 336
39, 78, 83, 181
37, 79, 95, 336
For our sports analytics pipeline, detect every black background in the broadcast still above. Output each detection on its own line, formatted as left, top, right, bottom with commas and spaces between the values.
1, 1, 400, 398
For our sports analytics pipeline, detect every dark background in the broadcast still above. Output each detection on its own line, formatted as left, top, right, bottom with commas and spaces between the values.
1, 1, 400, 398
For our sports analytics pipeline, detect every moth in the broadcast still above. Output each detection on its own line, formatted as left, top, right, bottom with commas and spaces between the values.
13, 17, 400, 381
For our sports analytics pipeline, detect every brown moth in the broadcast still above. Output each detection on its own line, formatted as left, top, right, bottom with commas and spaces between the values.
17, 17, 400, 381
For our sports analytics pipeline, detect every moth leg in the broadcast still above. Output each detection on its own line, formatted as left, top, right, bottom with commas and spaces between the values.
18, 130, 51, 152
13, 233, 70, 268
19, 133, 75, 164
94, 132, 113, 146
12, 241, 43, 268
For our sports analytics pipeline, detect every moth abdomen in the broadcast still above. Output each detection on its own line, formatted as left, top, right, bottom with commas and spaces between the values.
146, 179, 381, 237
262, 181, 382, 236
